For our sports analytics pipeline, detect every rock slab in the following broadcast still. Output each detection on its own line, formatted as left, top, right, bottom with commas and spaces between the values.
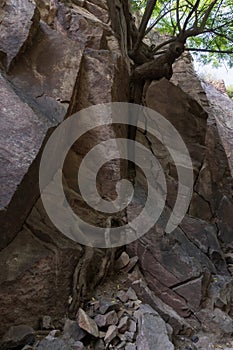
136, 304, 174, 350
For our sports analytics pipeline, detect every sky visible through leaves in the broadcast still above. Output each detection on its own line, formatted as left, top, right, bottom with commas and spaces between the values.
195, 63, 233, 86
131, 0, 233, 86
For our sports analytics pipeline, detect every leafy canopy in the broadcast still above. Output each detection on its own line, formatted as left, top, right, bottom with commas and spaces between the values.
227, 85, 233, 98
131, 0, 233, 67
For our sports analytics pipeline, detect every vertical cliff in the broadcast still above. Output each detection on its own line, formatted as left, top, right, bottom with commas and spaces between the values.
0, 0, 232, 347
0, 0, 130, 334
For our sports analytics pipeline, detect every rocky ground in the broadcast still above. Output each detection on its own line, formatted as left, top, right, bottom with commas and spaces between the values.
1, 252, 233, 350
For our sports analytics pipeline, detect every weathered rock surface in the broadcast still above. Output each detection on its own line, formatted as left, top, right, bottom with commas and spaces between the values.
115, 252, 130, 270
127, 51, 233, 332
104, 325, 118, 344
172, 55, 233, 237
136, 304, 174, 350
98, 298, 121, 315
63, 319, 86, 342
118, 316, 130, 333
36, 336, 86, 350
36, 338, 71, 350
131, 278, 193, 335
202, 83, 233, 244
0, 0, 233, 346
128, 210, 218, 318
94, 310, 118, 328
205, 79, 228, 95
0, 227, 83, 333
0, 0, 40, 70
77, 308, 99, 338
0, 0, 130, 336
0, 325, 35, 350
0, 73, 54, 247
10, 21, 85, 122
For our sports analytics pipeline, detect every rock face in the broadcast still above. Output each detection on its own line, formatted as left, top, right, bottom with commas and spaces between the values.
0, 0, 40, 70
127, 53, 233, 333
205, 79, 228, 95
0, 0, 233, 345
202, 83, 233, 244
0, 0, 130, 336
0, 73, 52, 243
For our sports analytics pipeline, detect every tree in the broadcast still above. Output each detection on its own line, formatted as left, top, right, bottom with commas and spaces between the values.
227, 85, 233, 99
129, 0, 233, 83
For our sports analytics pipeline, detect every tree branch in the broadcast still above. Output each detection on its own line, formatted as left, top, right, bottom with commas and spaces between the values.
186, 47, 233, 54
210, 30, 233, 43
211, 0, 224, 28
152, 38, 176, 53
133, 0, 157, 52
184, 0, 200, 29
183, 0, 200, 31
212, 19, 233, 32
199, 0, 219, 31
176, 0, 182, 32
170, 7, 178, 36
145, 8, 175, 35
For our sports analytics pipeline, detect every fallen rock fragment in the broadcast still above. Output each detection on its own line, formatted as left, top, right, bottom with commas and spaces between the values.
126, 287, 138, 301
125, 301, 135, 308
99, 299, 121, 315
122, 256, 139, 273
73, 341, 85, 350
104, 325, 118, 345
94, 339, 105, 350
173, 335, 197, 350
115, 252, 130, 270
94, 310, 118, 328
117, 341, 126, 349
136, 304, 174, 350
77, 308, 99, 338
125, 344, 136, 350
63, 319, 86, 341
41, 316, 52, 330
124, 331, 136, 342
116, 290, 129, 303
36, 338, 70, 350
128, 320, 137, 333
118, 316, 130, 333
99, 331, 106, 338
45, 330, 61, 341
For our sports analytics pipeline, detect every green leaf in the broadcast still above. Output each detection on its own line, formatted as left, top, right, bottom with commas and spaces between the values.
131, 0, 233, 67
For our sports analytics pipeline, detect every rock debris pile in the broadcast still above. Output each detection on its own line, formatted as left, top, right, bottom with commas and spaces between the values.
1, 252, 233, 350
0, 286, 179, 350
